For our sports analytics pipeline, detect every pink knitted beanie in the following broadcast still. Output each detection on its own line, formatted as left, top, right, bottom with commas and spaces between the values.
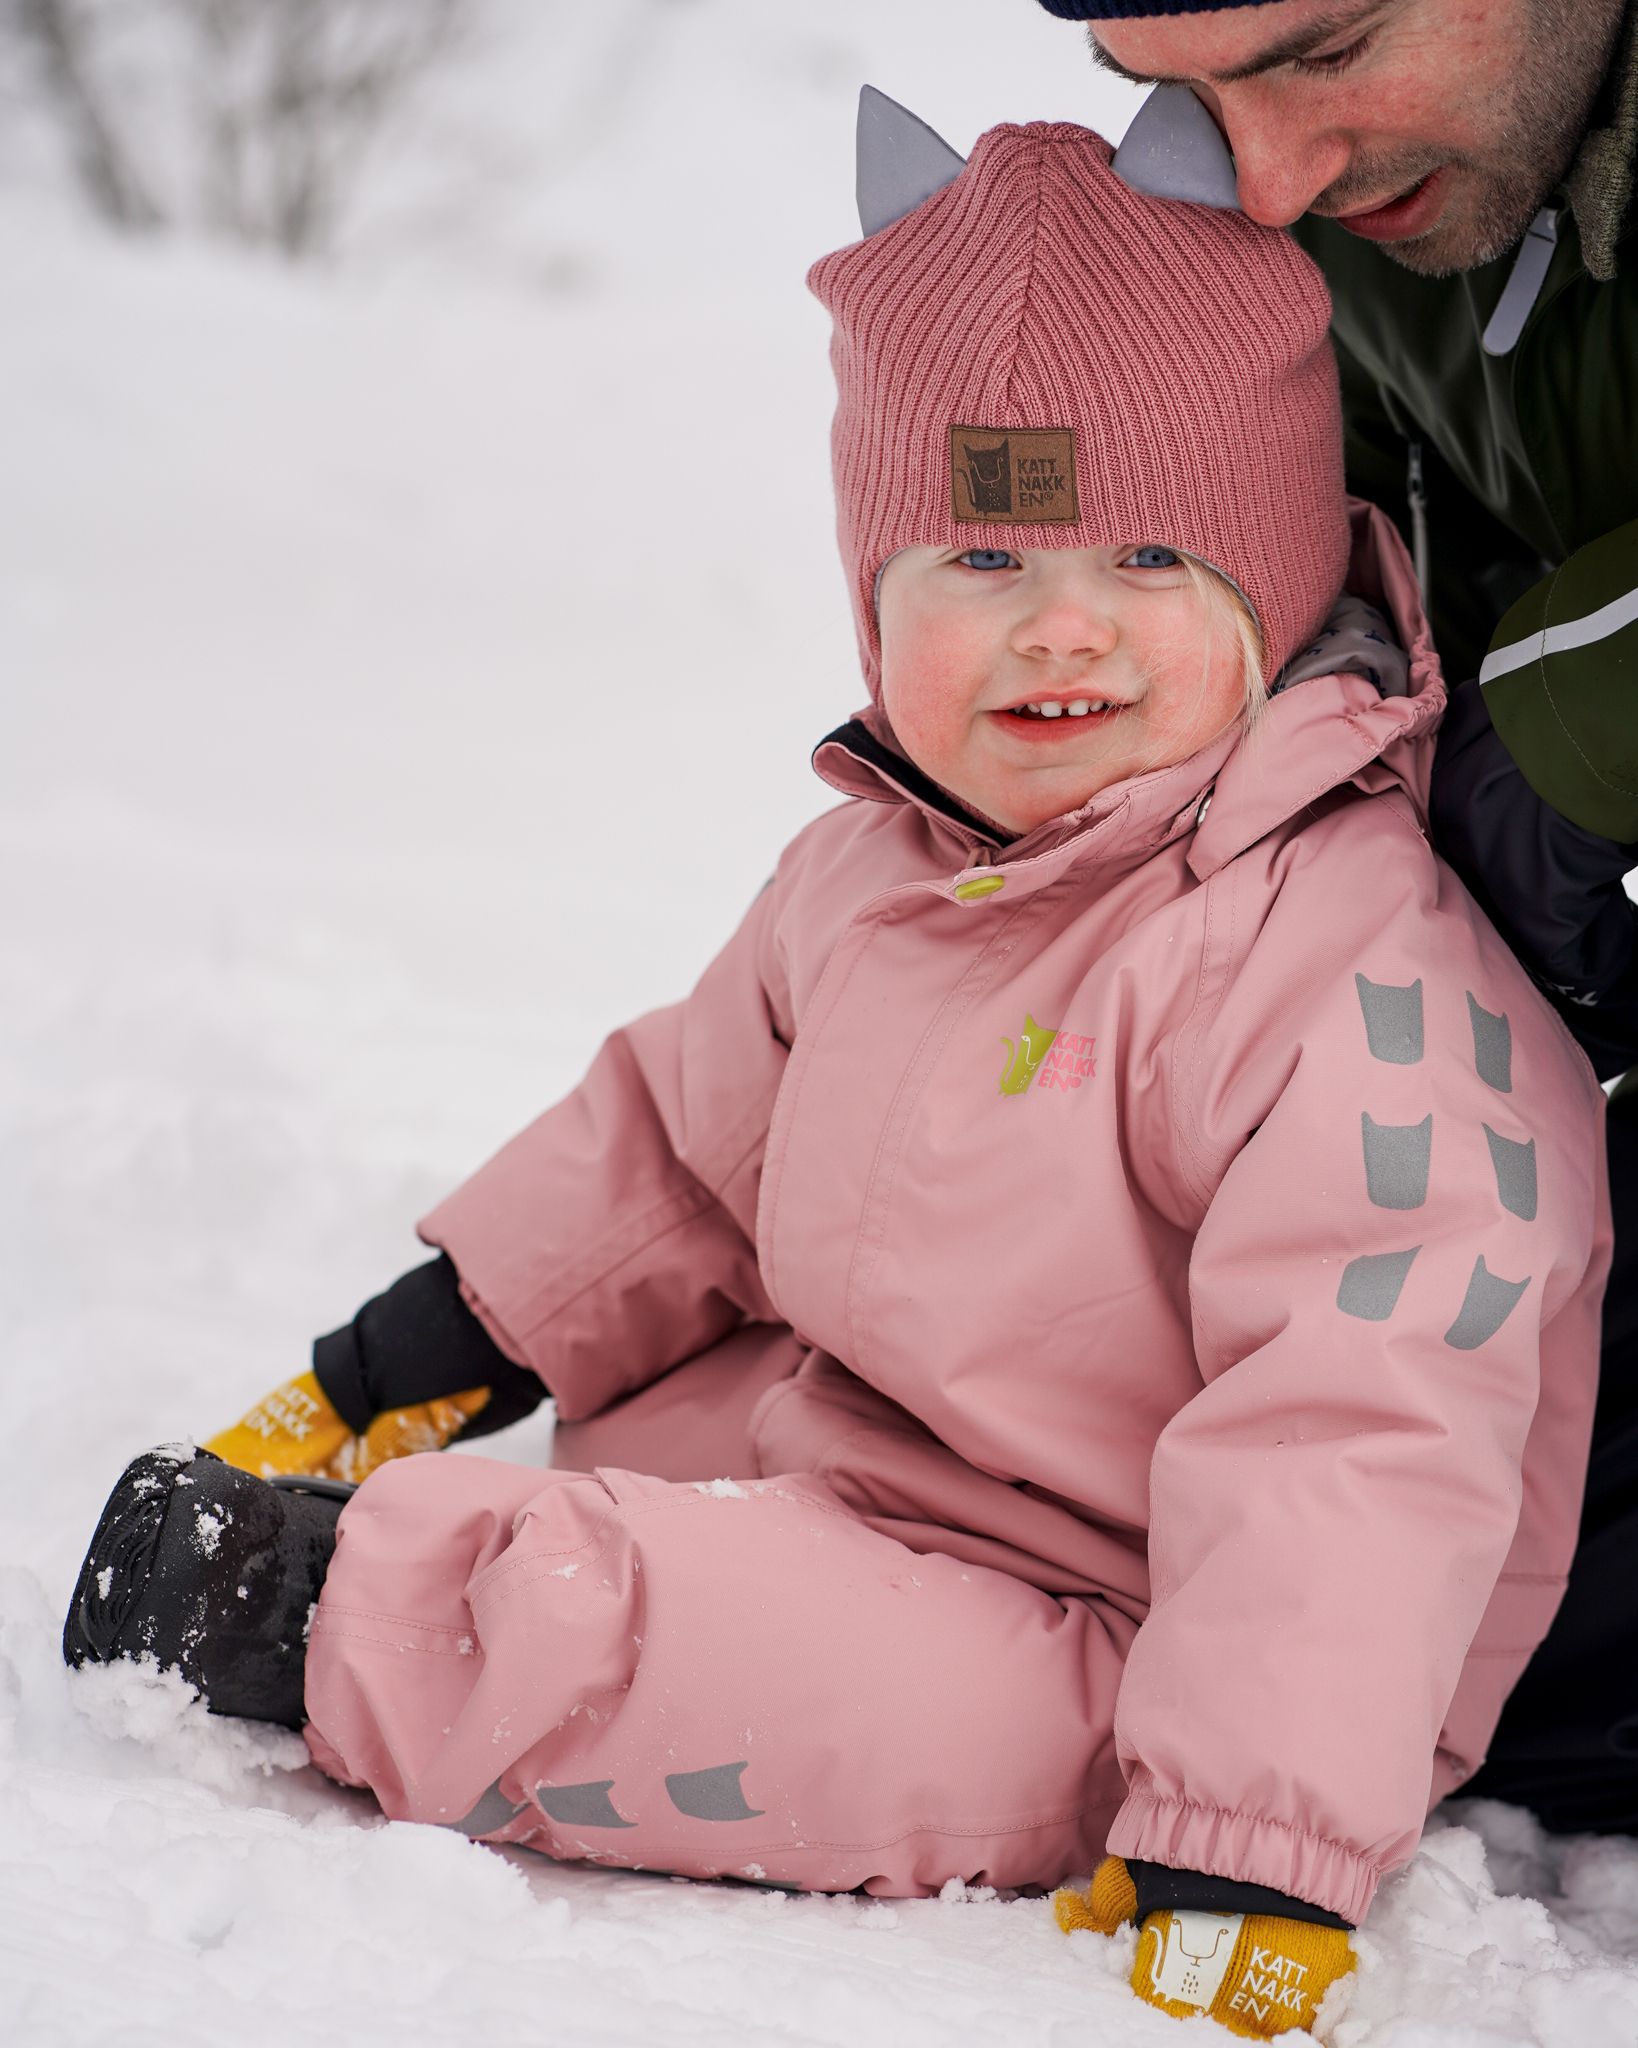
807, 121, 1348, 694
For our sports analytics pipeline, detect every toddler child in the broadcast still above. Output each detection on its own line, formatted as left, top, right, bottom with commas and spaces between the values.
65, 102, 1609, 2040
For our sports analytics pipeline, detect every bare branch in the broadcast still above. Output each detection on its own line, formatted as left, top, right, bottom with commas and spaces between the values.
15, 0, 165, 229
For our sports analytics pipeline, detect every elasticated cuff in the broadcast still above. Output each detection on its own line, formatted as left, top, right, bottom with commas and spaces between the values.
1108, 1793, 1380, 1927
312, 1254, 546, 1438
1128, 1860, 1353, 1932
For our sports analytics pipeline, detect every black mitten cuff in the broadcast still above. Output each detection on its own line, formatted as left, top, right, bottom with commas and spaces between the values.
1128, 1861, 1354, 1932
312, 1254, 546, 1438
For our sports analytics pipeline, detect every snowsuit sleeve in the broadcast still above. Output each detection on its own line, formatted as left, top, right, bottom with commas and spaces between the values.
1105, 796, 1609, 1924
416, 877, 792, 1424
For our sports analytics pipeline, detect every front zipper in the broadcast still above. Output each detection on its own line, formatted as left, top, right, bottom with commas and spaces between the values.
1407, 440, 1430, 602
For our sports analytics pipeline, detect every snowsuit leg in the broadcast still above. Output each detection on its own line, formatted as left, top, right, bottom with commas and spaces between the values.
303, 1447, 1133, 1896
547, 1324, 804, 1483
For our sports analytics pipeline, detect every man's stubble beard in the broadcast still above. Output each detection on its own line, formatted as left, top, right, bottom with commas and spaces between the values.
1352, 0, 1627, 276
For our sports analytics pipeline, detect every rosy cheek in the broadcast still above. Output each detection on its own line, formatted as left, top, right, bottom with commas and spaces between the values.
882, 609, 991, 750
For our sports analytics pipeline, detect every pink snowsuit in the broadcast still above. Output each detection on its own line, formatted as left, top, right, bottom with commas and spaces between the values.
303, 503, 1609, 1923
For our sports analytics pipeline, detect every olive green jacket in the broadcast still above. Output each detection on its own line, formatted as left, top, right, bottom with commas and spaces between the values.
1293, 13, 1638, 844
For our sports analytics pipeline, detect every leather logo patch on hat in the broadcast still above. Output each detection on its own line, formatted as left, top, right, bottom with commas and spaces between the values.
950, 427, 1078, 524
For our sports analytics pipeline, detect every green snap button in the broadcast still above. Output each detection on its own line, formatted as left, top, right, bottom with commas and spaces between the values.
953, 873, 1007, 903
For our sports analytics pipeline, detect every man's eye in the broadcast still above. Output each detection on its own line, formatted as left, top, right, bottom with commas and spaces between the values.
1126, 545, 1181, 570
956, 549, 1017, 572
1289, 31, 1376, 78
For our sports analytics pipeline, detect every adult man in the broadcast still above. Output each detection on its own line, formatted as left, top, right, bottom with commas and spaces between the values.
1036, 0, 1638, 1836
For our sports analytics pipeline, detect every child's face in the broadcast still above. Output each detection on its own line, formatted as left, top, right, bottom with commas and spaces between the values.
877, 543, 1251, 836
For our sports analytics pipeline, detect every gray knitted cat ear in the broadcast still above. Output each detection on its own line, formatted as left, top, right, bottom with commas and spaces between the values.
1111, 83, 1240, 211
856, 85, 967, 236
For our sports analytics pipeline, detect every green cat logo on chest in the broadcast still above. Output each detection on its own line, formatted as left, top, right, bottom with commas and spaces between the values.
998, 1014, 1059, 1095
998, 1013, 1099, 1097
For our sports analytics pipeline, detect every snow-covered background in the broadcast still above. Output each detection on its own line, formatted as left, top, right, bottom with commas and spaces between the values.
4, 3, 1637, 2041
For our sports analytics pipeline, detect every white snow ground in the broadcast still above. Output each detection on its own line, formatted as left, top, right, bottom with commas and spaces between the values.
4, 4, 1638, 2042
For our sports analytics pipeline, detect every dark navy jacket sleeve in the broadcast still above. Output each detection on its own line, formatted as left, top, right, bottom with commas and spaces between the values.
1431, 678, 1638, 1079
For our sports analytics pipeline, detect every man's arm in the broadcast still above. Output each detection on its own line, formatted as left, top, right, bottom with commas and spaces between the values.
1331, 328, 1638, 1074
1431, 520, 1638, 1077
1432, 678, 1638, 1079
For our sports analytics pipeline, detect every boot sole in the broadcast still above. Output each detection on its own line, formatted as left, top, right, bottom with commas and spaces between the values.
63, 1445, 196, 1668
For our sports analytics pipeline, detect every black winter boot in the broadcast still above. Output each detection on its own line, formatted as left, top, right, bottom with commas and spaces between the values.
63, 1447, 350, 1729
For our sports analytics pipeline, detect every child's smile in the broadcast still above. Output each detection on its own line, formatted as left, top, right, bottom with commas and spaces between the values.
877, 542, 1253, 836
992, 689, 1132, 737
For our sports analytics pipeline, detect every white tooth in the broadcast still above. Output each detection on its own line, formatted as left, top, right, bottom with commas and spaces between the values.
1066, 701, 1090, 717
1039, 700, 1064, 718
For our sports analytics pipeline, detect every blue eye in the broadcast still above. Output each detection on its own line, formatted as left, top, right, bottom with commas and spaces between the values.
957, 549, 1017, 572
1128, 545, 1182, 570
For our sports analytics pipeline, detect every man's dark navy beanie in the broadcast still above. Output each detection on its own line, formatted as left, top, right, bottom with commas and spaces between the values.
1036, 1, 1281, 18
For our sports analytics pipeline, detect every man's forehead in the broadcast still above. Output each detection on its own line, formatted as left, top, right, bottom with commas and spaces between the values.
1091, 0, 1396, 87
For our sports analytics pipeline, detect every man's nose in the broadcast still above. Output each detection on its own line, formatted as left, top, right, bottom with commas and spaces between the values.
1200, 85, 1352, 229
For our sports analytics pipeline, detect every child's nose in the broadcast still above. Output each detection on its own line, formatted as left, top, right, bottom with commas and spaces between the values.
1013, 594, 1119, 665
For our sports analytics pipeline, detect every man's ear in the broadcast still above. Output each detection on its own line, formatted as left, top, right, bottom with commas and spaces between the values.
856, 85, 967, 236
1111, 84, 1240, 211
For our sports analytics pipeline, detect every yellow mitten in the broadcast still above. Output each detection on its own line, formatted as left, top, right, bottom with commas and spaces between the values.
318, 1387, 490, 1482
205, 1371, 355, 1477
1055, 1857, 1355, 2040
1053, 1853, 1139, 1934
206, 1371, 489, 1481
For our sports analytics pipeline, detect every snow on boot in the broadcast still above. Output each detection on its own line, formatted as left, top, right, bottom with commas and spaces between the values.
62, 1446, 348, 1729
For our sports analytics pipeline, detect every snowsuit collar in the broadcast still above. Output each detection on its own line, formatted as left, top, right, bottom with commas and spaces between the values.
811, 500, 1443, 886
1567, 0, 1638, 282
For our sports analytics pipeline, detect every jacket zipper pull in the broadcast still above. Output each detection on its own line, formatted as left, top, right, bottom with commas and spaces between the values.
1481, 206, 1558, 358
1407, 440, 1430, 602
